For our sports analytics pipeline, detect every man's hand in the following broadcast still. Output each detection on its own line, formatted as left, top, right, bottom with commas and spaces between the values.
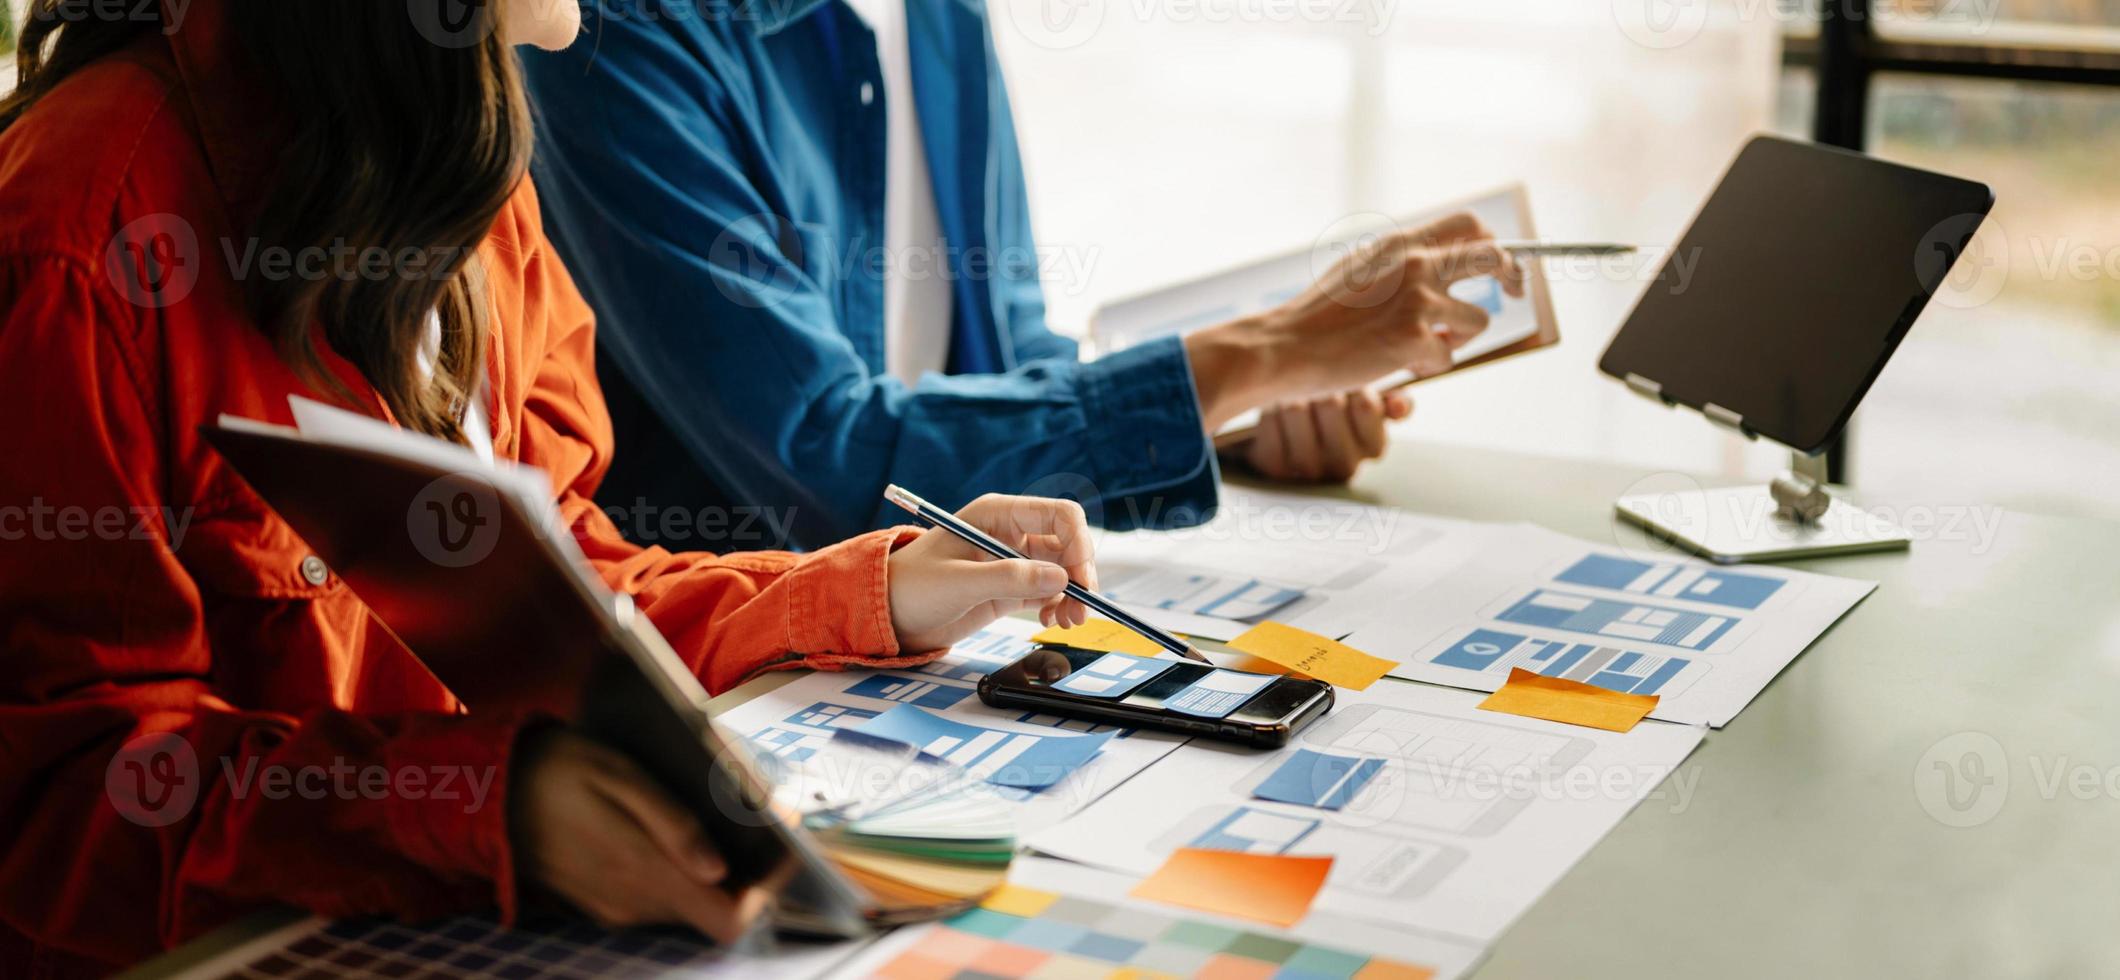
1184, 211, 1522, 432
512, 730, 794, 944
886, 493, 1096, 652
1240, 389, 1413, 483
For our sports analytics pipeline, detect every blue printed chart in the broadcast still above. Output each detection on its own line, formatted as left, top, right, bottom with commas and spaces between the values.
1191, 806, 1322, 854
1053, 653, 1172, 698
1100, 568, 1305, 622
936, 624, 1039, 676
1496, 589, 1736, 651
853, 705, 1115, 789
1554, 554, 1785, 610
844, 673, 973, 710
1429, 627, 1704, 698
1355, 523, 1877, 727
786, 701, 879, 730
1163, 669, 1276, 718
1251, 749, 1387, 811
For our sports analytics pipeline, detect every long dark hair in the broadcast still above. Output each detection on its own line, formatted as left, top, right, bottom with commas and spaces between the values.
1, 1, 534, 442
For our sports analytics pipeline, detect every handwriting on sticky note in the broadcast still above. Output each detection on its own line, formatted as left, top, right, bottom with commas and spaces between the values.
1478, 667, 1659, 732
1128, 847, 1333, 928
1227, 621, 1396, 690
1031, 619, 1167, 657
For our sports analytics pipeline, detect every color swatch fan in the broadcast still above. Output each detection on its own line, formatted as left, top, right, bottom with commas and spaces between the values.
755, 728, 1019, 920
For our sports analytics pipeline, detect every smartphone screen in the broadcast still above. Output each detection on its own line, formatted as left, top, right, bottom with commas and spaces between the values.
977, 646, 1334, 748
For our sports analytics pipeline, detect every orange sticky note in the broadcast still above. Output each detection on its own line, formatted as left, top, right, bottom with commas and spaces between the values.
1227, 621, 1396, 691
1128, 847, 1333, 928
1032, 619, 1165, 657
1478, 667, 1659, 732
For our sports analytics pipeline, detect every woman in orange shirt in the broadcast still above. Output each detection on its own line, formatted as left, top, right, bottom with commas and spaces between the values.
0, 0, 1098, 973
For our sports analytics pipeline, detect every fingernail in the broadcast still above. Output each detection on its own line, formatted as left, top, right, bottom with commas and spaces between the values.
1036, 565, 1067, 593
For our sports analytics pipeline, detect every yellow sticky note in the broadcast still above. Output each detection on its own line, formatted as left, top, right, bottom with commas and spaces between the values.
1129, 847, 1333, 929
1227, 621, 1396, 691
1478, 667, 1659, 733
1032, 619, 1165, 657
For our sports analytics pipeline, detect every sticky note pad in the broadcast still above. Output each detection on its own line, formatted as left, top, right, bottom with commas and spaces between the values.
1033, 619, 1166, 657
1478, 667, 1659, 732
1129, 847, 1333, 928
1227, 622, 1396, 691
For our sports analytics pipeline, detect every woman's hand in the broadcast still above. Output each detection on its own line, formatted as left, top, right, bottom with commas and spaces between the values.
1241, 388, 1414, 483
512, 729, 791, 944
1185, 211, 1522, 432
887, 494, 1097, 652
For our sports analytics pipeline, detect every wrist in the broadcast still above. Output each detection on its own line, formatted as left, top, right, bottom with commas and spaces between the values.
1184, 318, 1282, 432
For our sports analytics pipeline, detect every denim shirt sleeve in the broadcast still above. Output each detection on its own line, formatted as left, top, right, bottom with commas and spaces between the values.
520, 12, 1217, 545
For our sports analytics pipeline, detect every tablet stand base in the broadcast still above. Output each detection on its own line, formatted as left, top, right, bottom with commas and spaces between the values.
1614, 452, 1911, 564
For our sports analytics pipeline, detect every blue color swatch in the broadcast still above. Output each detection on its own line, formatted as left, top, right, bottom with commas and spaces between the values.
1252, 749, 1386, 811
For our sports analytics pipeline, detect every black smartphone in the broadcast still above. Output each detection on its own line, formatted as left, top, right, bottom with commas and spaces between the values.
976, 645, 1334, 748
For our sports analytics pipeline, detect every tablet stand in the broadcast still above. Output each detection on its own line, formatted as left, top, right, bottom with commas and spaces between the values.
1615, 445, 1912, 564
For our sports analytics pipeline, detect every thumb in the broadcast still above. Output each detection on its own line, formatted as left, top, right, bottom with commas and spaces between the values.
958, 558, 1070, 605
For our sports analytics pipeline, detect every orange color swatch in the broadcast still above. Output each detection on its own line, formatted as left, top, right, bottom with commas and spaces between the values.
1477, 667, 1659, 732
1228, 622, 1396, 690
1128, 847, 1334, 929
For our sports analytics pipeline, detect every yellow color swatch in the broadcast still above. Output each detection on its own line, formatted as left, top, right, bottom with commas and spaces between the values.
1032, 619, 1165, 657
1477, 667, 1659, 733
1227, 621, 1396, 691
980, 883, 1058, 918
1128, 847, 1333, 929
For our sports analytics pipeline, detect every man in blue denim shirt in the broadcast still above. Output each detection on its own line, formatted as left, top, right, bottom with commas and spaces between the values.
522, 0, 1517, 549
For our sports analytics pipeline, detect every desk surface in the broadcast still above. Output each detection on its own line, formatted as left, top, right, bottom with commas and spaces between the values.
124, 441, 2120, 979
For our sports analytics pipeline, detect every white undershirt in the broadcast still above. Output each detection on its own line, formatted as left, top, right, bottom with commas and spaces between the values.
422, 311, 495, 464
841, 0, 954, 387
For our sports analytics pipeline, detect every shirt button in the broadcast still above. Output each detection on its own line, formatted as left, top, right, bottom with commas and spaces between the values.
859, 82, 875, 106
299, 555, 330, 586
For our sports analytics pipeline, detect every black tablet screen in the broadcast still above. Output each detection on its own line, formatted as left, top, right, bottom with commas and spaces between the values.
1598, 136, 1993, 453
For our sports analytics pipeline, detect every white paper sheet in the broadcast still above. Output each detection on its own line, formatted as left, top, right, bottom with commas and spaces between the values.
1347, 523, 1877, 727
1026, 680, 1705, 945
1091, 487, 1487, 641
